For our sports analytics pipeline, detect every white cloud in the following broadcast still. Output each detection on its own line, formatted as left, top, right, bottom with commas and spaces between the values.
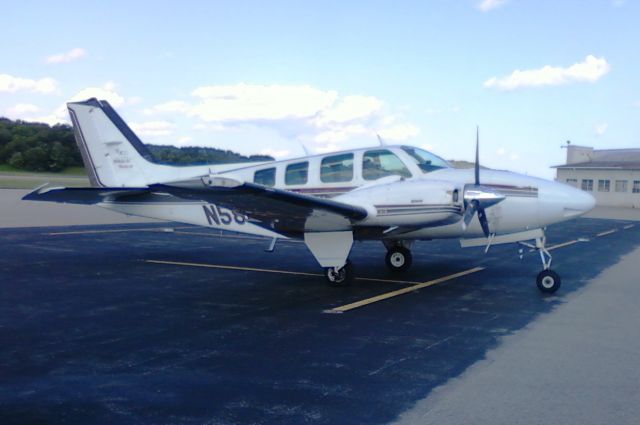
130, 121, 174, 137
377, 123, 420, 141
612, 0, 626, 7
478, 0, 508, 12
68, 86, 125, 107
5, 103, 40, 117
595, 123, 608, 136
0, 74, 58, 94
46, 48, 87, 64
190, 83, 337, 122
144, 100, 191, 115
259, 148, 291, 158
145, 83, 419, 152
484, 55, 610, 90
496, 147, 507, 155
177, 136, 192, 145
315, 95, 382, 124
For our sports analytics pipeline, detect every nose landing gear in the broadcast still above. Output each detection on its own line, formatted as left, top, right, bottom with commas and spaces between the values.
522, 235, 561, 293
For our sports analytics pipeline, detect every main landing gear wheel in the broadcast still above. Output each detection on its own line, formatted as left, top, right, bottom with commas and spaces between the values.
385, 247, 413, 272
536, 269, 561, 293
325, 260, 354, 287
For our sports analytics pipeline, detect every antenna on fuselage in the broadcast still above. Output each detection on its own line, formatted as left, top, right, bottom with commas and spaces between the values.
298, 141, 311, 156
376, 133, 386, 146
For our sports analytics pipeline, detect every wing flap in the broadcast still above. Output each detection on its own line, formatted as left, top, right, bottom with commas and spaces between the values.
22, 185, 149, 205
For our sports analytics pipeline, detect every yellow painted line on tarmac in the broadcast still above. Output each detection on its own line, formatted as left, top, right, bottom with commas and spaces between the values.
623, 224, 635, 230
324, 266, 485, 314
145, 259, 419, 285
596, 229, 618, 237
46, 226, 190, 236
171, 230, 303, 243
547, 240, 579, 251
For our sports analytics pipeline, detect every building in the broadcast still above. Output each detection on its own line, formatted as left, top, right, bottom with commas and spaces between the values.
554, 144, 640, 208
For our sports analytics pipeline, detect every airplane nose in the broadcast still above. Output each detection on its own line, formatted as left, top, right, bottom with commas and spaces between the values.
559, 184, 596, 218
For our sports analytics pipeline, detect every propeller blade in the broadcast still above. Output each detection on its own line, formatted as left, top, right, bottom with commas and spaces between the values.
462, 200, 478, 229
478, 207, 490, 238
475, 126, 480, 185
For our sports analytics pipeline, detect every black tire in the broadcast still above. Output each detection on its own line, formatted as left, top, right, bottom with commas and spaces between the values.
325, 260, 354, 287
536, 269, 561, 293
385, 247, 413, 272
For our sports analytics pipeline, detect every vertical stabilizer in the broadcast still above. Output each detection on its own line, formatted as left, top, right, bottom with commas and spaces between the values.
67, 98, 156, 187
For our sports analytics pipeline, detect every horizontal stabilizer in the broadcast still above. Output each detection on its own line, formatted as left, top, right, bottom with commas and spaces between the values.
22, 185, 149, 205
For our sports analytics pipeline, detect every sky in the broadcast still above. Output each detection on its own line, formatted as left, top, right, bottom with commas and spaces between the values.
1, 0, 639, 178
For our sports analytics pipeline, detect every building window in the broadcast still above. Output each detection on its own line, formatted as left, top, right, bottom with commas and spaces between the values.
634, 181, 640, 194
321, 153, 354, 183
566, 178, 577, 187
615, 180, 628, 193
362, 149, 412, 180
581, 179, 593, 191
597, 180, 610, 192
285, 161, 308, 185
254, 167, 276, 187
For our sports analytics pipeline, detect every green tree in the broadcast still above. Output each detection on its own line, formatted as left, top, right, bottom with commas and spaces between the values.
8, 152, 24, 168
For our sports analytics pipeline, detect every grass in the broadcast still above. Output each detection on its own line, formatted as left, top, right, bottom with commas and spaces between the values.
0, 164, 87, 175
0, 165, 90, 189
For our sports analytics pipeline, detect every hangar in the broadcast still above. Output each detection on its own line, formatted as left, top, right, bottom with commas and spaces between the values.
554, 144, 640, 208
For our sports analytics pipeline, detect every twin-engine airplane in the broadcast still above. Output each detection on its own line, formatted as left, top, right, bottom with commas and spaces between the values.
24, 98, 595, 293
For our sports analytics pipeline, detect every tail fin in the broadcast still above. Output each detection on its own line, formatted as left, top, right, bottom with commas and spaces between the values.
68, 98, 158, 187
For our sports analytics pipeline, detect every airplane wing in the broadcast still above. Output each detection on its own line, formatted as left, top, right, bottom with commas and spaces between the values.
23, 182, 369, 236
150, 182, 368, 235
22, 185, 150, 204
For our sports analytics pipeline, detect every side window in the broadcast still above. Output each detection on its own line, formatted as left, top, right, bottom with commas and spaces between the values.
363, 149, 412, 180
254, 167, 276, 187
285, 161, 308, 185
321, 153, 354, 183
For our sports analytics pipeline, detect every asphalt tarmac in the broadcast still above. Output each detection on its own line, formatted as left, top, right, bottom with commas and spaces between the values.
1, 217, 639, 424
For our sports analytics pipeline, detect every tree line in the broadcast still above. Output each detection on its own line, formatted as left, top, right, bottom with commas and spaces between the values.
0, 117, 273, 173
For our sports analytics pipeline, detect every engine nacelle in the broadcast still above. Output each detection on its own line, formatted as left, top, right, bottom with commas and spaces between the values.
335, 179, 462, 227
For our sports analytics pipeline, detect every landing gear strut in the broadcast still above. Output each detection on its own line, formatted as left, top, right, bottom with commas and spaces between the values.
324, 260, 354, 287
385, 246, 413, 272
532, 235, 561, 293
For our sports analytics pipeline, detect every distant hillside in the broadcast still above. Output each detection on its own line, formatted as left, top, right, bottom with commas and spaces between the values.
0, 117, 273, 173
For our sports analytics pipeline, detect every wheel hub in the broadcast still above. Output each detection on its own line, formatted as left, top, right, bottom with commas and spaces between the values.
541, 275, 555, 288
390, 252, 405, 267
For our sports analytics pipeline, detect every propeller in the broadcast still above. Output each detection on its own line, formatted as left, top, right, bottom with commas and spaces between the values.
461, 127, 505, 237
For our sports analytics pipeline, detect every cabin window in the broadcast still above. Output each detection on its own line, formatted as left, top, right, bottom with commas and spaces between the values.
615, 180, 627, 192
634, 181, 640, 194
285, 161, 308, 185
321, 153, 354, 183
597, 179, 610, 192
581, 179, 593, 191
254, 167, 276, 187
401, 146, 450, 173
362, 149, 412, 180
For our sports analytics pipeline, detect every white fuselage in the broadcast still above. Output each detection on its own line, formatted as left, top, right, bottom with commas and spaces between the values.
100, 145, 594, 241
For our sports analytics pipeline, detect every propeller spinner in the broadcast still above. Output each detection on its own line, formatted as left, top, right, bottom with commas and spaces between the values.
461, 127, 505, 237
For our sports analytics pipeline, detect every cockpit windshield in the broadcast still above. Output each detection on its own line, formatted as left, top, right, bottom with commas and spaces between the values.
401, 146, 451, 173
